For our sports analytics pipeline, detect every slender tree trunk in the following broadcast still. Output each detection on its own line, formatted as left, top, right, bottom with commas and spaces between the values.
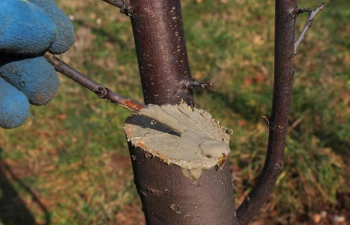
126, 0, 237, 224
237, 1, 297, 224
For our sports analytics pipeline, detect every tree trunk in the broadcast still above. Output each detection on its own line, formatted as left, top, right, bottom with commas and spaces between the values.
236, 1, 297, 224
129, 0, 194, 106
125, 0, 237, 224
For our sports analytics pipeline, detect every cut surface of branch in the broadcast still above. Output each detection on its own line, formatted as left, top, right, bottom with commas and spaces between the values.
294, 2, 325, 54
44, 53, 145, 112
127, 103, 231, 179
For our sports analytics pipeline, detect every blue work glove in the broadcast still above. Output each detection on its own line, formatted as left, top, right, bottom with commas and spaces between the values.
0, 0, 75, 129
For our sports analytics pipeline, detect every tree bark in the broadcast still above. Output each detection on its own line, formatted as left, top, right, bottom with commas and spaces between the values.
129, 0, 194, 106
126, 0, 237, 224
236, 1, 297, 224
126, 133, 237, 225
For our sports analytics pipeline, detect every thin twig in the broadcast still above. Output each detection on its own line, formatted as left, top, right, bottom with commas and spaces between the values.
183, 80, 213, 89
287, 116, 304, 135
102, 0, 123, 8
261, 115, 273, 130
44, 53, 146, 112
102, 0, 133, 16
294, 2, 325, 55
297, 7, 312, 14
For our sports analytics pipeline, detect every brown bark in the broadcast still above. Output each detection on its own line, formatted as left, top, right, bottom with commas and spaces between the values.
129, 146, 237, 225
126, 0, 237, 224
129, 0, 194, 106
236, 1, 297, 224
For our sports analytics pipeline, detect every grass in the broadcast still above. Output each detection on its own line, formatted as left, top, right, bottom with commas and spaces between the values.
0, 0, 349, 224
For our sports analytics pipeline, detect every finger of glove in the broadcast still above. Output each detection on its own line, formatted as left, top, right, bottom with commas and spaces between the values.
0, 0, 57, 55
0, 56, 59, 106
0, 77, 30, 129
29, 0, 75, 54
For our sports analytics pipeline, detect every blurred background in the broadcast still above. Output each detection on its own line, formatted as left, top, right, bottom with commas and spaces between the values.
0, 0, 349, 224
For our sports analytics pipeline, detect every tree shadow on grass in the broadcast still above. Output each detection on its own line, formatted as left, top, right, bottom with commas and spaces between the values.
314, 130, 350, 157
0, 148, 50, 225
202, 89, 270, 123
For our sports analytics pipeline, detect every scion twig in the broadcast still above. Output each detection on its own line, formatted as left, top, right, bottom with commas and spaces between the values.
44, 53, 145, 112
294, 2, 325, 55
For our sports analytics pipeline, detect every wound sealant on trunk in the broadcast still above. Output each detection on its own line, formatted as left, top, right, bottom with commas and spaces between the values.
124, 103, 232, 180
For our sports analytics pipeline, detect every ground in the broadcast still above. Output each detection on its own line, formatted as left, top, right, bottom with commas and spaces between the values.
0, 0, 349, 224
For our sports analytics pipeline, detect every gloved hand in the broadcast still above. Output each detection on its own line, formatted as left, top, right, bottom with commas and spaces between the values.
0, 0, 75, 129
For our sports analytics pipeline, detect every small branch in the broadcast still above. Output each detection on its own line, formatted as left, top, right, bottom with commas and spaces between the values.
102, 0, 133, 16
261, 115, 273, 130
44, 53, 145, 112
287, 116, 304, 135
294, 2, 325, 55
183, 80, 213, 89
102, 0, 123, 8
296, 7, 312, 14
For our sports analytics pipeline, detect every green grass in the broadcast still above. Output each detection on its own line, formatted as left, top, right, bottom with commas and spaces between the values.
0, 0, 349, 224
